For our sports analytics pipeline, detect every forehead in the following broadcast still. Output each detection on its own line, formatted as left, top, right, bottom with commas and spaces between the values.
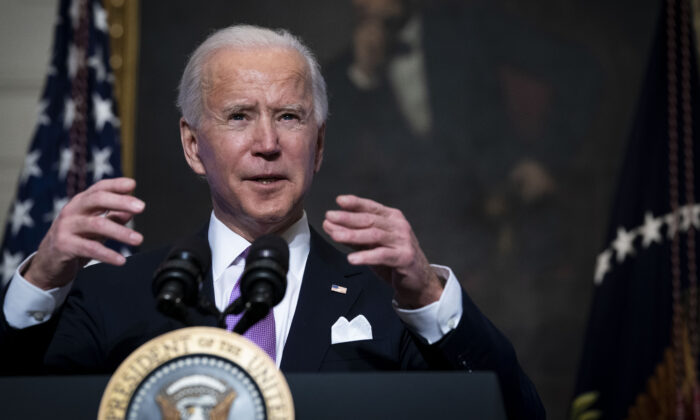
201, 47, 311, 101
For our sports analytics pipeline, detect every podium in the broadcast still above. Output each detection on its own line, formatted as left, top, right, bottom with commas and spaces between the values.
0, 372, 506, 419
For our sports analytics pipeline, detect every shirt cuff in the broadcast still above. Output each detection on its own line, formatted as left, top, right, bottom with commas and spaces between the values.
393, 264, 463, 344
3, 253, 73, 329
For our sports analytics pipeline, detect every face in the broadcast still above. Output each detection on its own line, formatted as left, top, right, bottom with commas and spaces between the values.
180, 47, 325, 240
352, 0, 409, 74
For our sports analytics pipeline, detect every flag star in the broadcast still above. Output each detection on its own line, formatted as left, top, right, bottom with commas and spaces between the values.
20, 150, 42, 184
64, 97, 76, 129
612, 227, 636, 262
0, 251, 24, 284
37, 99, 50, 125
594, 249, 612, 285
680, 205, 697, 231
640, 212, 663, 247
58, 147, 73, 179
91, 147, 114, 181
93, 93, 118, 131
67, 43, 83, 78
68, 0, 80, 28
87, 46, 106, 82
9, 199, 34, 236
692, 204, 700, 229
44, 197, 69, 222
94, 2, 108, 32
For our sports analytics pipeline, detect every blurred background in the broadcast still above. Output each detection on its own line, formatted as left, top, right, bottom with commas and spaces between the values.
0, 0, 666, 417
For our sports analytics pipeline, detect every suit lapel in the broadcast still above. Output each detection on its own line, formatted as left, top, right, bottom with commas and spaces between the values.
195, 267, 219, 327
200, 265, 216, 309
280, 228, 366, 372
189, 226, 218, 327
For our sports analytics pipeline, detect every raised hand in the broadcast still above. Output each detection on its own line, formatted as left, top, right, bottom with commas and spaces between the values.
323, 194, 444, 309
24, 177, 145, 290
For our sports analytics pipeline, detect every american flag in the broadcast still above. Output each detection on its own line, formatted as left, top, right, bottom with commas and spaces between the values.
573, 0, 700, 418
331, 284, 347, 294
0, 0, 130, 286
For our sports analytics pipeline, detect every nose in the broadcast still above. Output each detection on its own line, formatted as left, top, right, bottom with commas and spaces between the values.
251, 116, 281, 160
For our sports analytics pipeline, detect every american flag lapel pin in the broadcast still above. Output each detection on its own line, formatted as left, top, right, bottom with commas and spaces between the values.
331, 284, 347, 294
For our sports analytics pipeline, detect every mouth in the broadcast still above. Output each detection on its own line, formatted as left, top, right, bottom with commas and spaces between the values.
247, 175, 287, 185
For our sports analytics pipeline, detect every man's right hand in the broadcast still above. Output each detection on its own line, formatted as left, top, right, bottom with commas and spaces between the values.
24, 177, 145, 291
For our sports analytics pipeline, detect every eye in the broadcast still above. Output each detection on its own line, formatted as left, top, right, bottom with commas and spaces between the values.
280, 113, 299, 121
229, 112, 245, 121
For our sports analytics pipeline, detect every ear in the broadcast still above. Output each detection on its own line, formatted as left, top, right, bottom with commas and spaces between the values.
313, 123, 325, 173
180, 117, 206, 176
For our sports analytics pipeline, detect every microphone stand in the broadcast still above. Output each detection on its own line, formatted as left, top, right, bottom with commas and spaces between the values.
164, 281, 274, 334
218, 280, 277, 334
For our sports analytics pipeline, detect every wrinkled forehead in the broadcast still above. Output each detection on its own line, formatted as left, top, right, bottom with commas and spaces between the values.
201, 46, 312, 99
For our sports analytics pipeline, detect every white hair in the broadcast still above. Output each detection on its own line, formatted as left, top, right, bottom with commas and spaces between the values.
176, 24, 328, 128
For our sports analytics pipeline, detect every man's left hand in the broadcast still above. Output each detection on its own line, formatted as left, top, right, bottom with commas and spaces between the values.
323, 195, 444, 309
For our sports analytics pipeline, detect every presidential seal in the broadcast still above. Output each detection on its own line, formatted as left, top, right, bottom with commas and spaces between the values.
98, 327, 294, 420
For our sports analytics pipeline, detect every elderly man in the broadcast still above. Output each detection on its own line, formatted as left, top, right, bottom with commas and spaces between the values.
1, 25, 543, 419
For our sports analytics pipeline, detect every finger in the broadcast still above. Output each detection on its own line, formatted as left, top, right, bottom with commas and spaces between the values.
71, 214, 143, 247
69, 236, 127, 266
89, 177, 137, 194
75, 190, 145, 215
335, 195, 392, 216
325, 210, 389, 230
322, 219, 350, 242
105, 210, 134, 225
323, 220, 388, 247
347, 247, 402, 267
322, 219, 343, 240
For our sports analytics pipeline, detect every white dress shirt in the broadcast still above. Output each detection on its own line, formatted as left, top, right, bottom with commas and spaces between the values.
209, 211, 309, 366
3, 211, 463, 367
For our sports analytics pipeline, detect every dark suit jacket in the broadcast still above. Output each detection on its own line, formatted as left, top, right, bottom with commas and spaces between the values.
0, 227, 544, 419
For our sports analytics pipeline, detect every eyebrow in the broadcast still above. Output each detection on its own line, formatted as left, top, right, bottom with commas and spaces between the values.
275, 104, 307, 114
222, 103, 256, 114
220, 102, 309, 116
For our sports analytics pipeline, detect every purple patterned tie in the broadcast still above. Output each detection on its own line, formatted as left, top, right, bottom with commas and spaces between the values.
225, 248, 276, 361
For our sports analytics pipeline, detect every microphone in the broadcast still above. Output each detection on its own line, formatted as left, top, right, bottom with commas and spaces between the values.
224, 234, 288, 335
152, 234, 211, 322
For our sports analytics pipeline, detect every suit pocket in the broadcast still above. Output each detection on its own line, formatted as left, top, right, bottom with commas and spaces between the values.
321, 338, 400, 370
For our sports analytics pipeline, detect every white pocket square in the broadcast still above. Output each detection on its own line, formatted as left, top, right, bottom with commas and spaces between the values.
331, 315, 373, 344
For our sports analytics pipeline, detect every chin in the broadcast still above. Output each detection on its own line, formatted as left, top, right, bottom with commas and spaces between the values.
246, 202, 300, 229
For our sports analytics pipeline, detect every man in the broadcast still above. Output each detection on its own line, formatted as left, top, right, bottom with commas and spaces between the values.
1, 25, 544, 419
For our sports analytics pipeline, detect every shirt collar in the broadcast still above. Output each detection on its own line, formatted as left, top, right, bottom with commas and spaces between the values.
208, 211, 311, 283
